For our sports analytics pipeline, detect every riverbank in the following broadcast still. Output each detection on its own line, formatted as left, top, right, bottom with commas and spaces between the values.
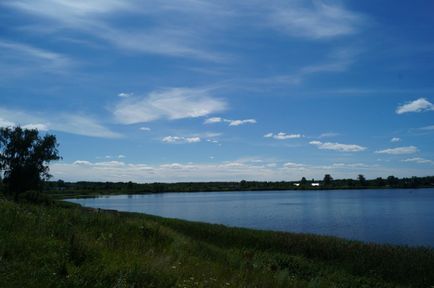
1, 199, 433, 287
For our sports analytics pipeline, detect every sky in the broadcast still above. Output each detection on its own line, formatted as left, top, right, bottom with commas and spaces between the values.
0, 0, 433, 182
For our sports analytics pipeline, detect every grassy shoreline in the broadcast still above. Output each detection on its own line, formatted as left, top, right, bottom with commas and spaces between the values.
1, 198, 433, 287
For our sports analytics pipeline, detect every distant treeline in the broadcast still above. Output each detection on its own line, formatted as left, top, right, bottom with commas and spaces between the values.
43, 175, 434, 198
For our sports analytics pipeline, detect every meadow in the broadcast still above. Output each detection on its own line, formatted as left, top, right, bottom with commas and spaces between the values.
1, 196, 433, 288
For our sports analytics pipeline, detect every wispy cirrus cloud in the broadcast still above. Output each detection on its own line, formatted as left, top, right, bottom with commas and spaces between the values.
113, 87, 227, 124
309, 141, 366, 152
204, 117, 256, 126
3, 0, 367, 62
0, 107, 120, 138
375, 146, 418, 155
270, 1, 365, 39
396, 98, 434, 114
257, 47, 361, 86
402, 157, 433, 164
419, 125, 434, 131
0, 40, 72, 75
265, 132, 303, 140
2, 0, 228, 61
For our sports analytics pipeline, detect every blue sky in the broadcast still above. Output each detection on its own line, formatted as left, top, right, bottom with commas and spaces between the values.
1, 0, 433, 182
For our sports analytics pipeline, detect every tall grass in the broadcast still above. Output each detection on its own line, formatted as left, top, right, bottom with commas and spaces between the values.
1, 199, 433, 287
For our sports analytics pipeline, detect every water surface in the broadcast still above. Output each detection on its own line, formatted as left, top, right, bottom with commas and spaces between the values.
67, 189, 434, 247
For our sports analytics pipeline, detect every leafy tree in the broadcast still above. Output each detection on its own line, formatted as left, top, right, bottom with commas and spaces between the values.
358, 174, 366, 186
374, 177, 385, 187
387, 175, 398, 187
323, 174, 333, 186
0, 126, 60, 200
300, 177, 308, 186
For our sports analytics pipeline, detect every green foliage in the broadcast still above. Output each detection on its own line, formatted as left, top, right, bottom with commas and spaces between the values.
43, 175, 434, 199
0, 126, 60, 199
323, 174, 333, 186
1, 200, 433, 287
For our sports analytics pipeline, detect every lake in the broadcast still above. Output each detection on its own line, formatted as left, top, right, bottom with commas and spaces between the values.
66, 188, 434, 247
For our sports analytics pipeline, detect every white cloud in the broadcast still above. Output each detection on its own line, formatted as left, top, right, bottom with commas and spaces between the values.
396, 98, 434, 114
319, 132, 339, 138
283, 162, 305, 168
274, 133, 302, 140
331, 163, 373, 169
22, 123, 49, 131
204, 117, 256, 126
265, 132, 303, 140
162, 136, 201, 144
0, 118, 15, 127
73, 160, 92, 166
51, 158, 429, 183
139, 127, 151, 131
0, 115, 49, 131
114, 87, 227, 124
390, 137, 400, 142
204, 117, 223, 124
0, 107, 121, 138
118, 154, 126, 159
228, 119, 256, 126
402, 157, 433, 164
94, 160, 125, 167
309, 141, 366, 152
118, 92, 132, 98
270, 1, 364, 39
375, 146, 418, 155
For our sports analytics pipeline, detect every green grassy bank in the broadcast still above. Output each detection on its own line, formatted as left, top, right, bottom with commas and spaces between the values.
1, 199, 433, 287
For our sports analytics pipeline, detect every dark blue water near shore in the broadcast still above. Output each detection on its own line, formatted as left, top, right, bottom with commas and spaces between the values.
67, 188, 434, 247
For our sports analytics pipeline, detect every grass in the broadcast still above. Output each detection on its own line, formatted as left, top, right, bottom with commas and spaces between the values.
1, 198, 434, 287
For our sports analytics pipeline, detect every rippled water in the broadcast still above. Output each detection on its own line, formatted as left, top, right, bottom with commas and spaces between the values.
67, 188, 434, 247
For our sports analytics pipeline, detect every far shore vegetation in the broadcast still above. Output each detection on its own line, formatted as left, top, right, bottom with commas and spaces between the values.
44, 175, 434, 199
1, 126, 434, 287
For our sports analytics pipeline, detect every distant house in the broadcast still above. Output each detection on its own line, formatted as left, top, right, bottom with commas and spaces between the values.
293, 183, 300, 187
311, 183, 320, 187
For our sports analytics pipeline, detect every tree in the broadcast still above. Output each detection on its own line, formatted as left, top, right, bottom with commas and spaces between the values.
358, 174, 366, 186
323, 174, 333, 186
0, 126, 60, 199
387, 175, 398, 187
374, 177, 385, 187
300, 177, 308, 186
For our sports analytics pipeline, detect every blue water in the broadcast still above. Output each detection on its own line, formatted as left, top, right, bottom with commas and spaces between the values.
66, 189, 434, 247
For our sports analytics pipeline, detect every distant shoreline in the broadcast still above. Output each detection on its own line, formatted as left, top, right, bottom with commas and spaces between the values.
44, 176, 434, 199
59, 186, 434, 200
